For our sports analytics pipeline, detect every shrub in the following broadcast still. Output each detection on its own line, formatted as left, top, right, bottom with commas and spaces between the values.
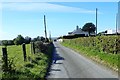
35, 41, 48, 53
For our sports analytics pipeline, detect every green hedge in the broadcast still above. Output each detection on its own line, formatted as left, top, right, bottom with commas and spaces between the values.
64, 36, 120, 54
62, 36, 119, 71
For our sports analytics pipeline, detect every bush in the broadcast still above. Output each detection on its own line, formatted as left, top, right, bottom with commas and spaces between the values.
14, 35, 25, 45
35, 41, 48, 53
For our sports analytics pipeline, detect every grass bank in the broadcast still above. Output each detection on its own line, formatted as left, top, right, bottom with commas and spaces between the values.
0, 42, 54, 79
61, 37, 119, 72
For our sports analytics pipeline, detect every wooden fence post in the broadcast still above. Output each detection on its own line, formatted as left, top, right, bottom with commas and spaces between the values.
2, 47, 8, 71
31, 42, 35, 54
115, 38, 118, 54
30, 42, 33, 54
22, 43, 27, 61
33, 42, 35, 54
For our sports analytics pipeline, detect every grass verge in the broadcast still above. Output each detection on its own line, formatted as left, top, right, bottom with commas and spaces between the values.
0, 43, 53, 79
61, 41, 118, 72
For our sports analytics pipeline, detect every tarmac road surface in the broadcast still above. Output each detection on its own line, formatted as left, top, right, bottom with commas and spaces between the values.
47, 42, 118, 79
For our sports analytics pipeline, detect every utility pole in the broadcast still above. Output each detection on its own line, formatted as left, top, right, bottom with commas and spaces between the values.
116, 13, 118, 35
96, 8, 98, 36
44, 15, 47, 40
49, 31, 51, 41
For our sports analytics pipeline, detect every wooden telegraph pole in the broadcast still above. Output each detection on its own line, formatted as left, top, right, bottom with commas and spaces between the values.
116, 13, 118, 35
49, 31, 51, 41
44, 15, 48, 40
96, 8, 98, 36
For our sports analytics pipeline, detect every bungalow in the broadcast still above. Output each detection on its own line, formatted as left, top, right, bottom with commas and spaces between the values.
68, 26, 95, 36
98, 29, 120, 35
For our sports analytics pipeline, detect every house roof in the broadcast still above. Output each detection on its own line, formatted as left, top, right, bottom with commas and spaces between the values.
68, 26, 95, 36
71, 28, 88, 35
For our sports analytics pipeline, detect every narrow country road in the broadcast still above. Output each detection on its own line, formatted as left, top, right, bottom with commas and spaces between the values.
47, 42, 118, 79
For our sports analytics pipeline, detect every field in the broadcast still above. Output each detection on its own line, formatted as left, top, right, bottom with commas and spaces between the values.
0, 43, 53, 79
61, 36, 119, 72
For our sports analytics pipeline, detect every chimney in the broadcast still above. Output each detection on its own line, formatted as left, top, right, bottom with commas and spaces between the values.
76, 25, 79, 30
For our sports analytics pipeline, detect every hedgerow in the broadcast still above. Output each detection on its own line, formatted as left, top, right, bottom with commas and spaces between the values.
62, 36, 119, 71
64, 36, 120, 54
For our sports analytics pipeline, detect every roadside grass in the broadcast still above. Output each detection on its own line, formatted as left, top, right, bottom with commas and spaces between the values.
0, 44, 53, 79
61, 42, 118, 72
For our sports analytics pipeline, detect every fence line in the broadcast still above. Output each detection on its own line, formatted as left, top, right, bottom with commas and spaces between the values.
2, 47, 8, 72
1, 42, 35, 71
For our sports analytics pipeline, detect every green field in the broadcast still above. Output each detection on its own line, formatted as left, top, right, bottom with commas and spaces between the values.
61, 36, 119, 72
0, 44, 52, 79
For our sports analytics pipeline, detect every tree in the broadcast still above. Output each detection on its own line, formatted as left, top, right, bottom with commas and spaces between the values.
40, 36, 45, 42
24, 36, 31, 44
8, 40, 14, 45
32, 38, 37, 42
82, 23, 96, 36
14, 39, 19, 45
2, 40, 8, 46
1, 40, 14, 46
14, 35, 25, 45
32, 36, 45, 42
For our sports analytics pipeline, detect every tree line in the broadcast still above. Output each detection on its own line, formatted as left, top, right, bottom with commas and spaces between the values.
0, 35, 45, 46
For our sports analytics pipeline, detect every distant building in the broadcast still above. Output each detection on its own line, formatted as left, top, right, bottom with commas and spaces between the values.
57, 39, 63, 42
68, 26, 88, 36
68, 26, 95, 36
106, 29, 116, 34
100, 29, 118, 35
